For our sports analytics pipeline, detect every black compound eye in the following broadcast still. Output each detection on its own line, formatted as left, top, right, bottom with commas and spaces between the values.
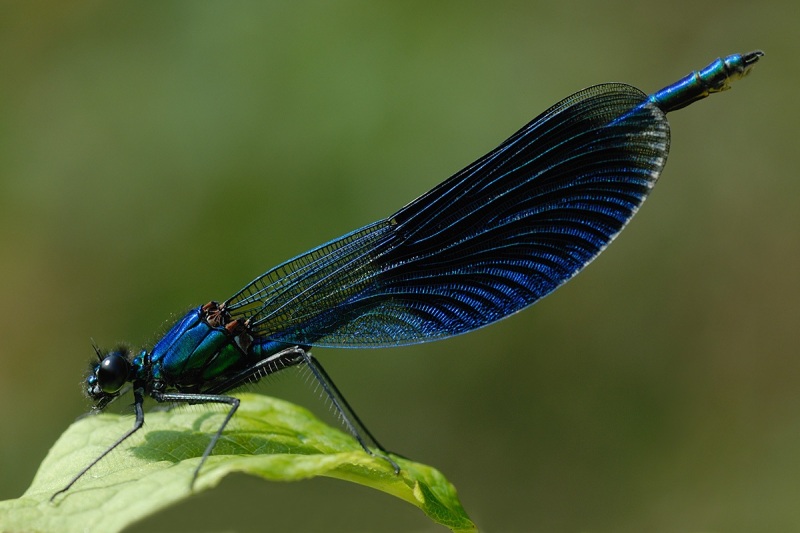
97, 353, 129, 394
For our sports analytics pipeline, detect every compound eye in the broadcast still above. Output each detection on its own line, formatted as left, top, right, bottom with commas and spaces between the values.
97, 353, 129, 394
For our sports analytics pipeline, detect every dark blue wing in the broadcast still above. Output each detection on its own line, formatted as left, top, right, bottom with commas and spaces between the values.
224, 83, 670, 347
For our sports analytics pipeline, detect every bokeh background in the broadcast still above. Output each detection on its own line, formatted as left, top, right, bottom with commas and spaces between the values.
0, 2, 796, 532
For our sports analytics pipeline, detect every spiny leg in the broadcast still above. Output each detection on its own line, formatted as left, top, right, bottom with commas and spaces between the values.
201, 346, 306, 396
299, 350, 401, 474
151, 390, 240, 489
203, 346, 400, 473
51, 386, 146, 502
161, 346, 306, 487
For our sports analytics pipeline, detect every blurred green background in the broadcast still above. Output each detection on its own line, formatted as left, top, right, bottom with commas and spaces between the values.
1, 2, 797, 532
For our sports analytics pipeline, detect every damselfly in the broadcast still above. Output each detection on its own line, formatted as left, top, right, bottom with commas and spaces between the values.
52, 51, 763, 500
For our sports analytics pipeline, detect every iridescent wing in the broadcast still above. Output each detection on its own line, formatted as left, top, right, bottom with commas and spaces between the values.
224, 83, 670, 347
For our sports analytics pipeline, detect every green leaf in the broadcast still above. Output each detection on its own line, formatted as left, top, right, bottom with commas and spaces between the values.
0, 393, 476, 533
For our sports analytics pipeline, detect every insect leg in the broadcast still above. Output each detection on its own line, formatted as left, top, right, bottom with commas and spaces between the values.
299, 350, 401, 474
150, 390, 240, 489
51, 386, 146, 502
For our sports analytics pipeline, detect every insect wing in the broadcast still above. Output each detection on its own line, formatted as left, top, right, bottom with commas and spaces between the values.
225, 84, 670, 347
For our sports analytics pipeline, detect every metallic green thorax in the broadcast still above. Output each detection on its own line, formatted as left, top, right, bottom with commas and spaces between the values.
150, 302, 268, 386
